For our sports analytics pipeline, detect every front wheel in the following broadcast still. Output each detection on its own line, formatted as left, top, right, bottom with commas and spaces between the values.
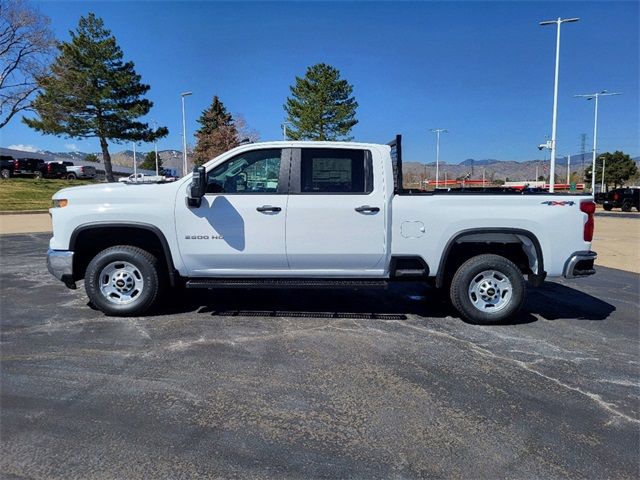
450, 254, 525, 324
621, 201, 632, 212
84, 246, 163, 316
67, 173, 77, 180
33, 171, 43, 179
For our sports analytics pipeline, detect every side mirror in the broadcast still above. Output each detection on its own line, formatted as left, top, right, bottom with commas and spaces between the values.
187, 166, 206, 208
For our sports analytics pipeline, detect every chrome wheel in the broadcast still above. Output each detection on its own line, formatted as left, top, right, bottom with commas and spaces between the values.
467, 270, 512, 313
99, 261, 144, 304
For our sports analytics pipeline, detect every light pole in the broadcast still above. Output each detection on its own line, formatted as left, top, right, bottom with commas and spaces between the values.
540, 16, 579, 193
567, 153, 571, 187
574, 91, 621, 194
430, 128, 448, 189
282, 121, 292, 140
132, 142, 137, 180
181, 91, 192, 176
152, 120, 159, 175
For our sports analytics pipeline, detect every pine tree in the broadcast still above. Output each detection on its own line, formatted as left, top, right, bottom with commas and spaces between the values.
193, 95, 238, 165
585, 151, 638, 189
139, 150, 162, 172
284, 63, 358, 141
23, 13, 167, 182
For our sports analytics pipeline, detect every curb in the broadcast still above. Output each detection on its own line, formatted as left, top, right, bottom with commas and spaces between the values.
0, 210, 49, 215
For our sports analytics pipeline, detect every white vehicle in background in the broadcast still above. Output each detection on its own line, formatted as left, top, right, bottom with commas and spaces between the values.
118, 173, 167, 183
48, 161, 97, 180
47, 136, 597, 324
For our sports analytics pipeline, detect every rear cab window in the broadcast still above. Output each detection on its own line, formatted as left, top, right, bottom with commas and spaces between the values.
294, 148, 373, 194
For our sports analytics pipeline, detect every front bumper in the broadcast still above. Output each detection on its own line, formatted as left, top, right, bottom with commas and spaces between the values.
563, 251, 597, 279
46, 249, 76, 289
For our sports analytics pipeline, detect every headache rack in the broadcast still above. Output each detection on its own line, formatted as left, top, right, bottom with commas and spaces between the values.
387, 134, 403, 194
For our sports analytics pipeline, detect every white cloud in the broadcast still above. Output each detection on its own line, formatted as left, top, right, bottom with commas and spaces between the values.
7, 144, 40, 153
65, 143, 79, 151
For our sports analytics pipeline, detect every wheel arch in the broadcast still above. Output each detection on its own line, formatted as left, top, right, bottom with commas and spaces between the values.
69, 222, 179, 285
435, 228, 545, 288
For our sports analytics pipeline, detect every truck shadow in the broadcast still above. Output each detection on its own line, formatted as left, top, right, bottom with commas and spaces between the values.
158, 281, 615, 325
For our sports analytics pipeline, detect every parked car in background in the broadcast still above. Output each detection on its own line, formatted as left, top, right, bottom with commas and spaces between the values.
0, 155, 14, 179
118, 173, 167, 183
7, 158, 66, 179
603, 188, 640, 212
48, 161, 97, 180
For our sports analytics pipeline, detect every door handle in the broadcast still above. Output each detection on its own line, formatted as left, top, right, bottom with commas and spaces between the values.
355, 205, 380, 213
257, 205, 282, 213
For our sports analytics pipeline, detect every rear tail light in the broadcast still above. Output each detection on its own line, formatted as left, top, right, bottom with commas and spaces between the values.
613, 193, 619, 201
580, 200, 596, 242
80, 167, 85, 173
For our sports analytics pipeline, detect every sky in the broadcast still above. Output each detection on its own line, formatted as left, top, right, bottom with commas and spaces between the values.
1, 0, 638, 164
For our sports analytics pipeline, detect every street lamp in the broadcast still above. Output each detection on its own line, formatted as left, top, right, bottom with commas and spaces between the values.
132, 142, 137, 180
574, 91, 621, 194
282, 121, 292, 140
152, 120, 159, 175
430, 128, 448, 189
180, 91, 192, 176
540, 16, 579, 193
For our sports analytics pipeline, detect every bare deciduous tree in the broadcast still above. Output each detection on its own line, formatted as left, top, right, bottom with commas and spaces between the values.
0, 0, 55, 129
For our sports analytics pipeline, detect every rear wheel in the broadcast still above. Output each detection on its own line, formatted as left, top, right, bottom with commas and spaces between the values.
84, 246, 163, 316
621, 201, 632, 212
67, 173, 77, 180
0, 168, 10, 179
33, 171, 43, 179
450, 254, 525, 324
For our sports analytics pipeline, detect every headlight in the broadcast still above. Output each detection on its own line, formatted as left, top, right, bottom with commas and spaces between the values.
52, 199, 68, 208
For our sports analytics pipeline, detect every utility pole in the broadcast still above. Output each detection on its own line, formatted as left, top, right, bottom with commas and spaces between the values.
567, 154, 571, 186
181, 91, 192, 177
482, 168, 486, 188
580, 133, 587, 181
574, 91, 621, 193
153, 120, 159, 175
282, 121, 292, 140
132, 142, 137, 180
430, 128, 448, 189
540, 16, 579, 193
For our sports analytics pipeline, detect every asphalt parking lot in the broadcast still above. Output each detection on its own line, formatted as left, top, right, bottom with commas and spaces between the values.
1, 233, 639, 479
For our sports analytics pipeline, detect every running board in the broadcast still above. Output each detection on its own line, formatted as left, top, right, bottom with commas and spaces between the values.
185, 278, 389, 289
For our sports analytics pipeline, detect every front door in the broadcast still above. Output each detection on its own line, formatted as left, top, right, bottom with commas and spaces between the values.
175, 148, 289, 276
285, 147, 387, 275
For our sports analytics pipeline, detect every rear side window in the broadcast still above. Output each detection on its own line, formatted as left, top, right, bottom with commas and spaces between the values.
300, 149, 372, 193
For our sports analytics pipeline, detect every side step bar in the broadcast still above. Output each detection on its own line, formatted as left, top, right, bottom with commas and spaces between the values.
185, 278, 389, 289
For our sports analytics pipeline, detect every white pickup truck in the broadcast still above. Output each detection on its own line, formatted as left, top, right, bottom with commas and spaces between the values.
47, 136, 597, 323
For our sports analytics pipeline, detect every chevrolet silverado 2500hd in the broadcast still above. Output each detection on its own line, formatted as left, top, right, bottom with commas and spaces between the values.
47, 136, 597, 323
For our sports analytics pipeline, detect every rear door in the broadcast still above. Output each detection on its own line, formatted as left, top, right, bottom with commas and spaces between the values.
285, 147, 387, 275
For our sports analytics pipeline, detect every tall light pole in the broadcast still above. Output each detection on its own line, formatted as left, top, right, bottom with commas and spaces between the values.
540, 16, 579, 193
574, 91, 621, 194
180, 91, 192, 177
282, 121, 292, 140
430, 128, 448, 189
567, 153, 571, 186
132, 142, 137, 180
152, 120, 159, 175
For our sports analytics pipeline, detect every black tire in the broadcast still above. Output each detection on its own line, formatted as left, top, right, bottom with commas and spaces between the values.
84, 245, 163, 316
450, 254, 525, 324
33, 171, 43, 179
621, 201, 632, 212
0, 168, 10, 179
67, 173, 77, 180
603, 204, 613, 211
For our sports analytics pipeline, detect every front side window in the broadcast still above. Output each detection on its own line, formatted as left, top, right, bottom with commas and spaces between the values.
206, 149, 282, 194
300, 149, 371, 193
